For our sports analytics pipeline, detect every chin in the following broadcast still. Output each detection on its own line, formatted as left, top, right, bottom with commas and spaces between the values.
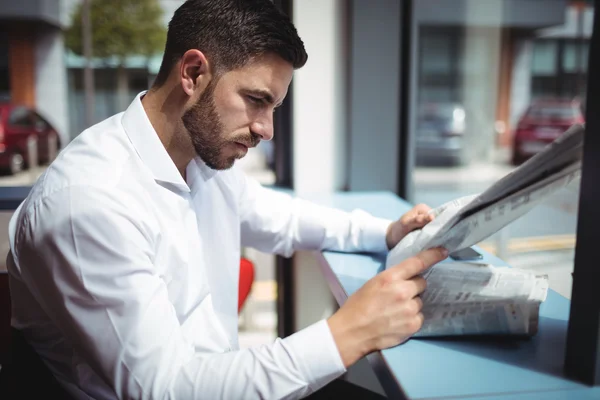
221, 160, 236, 170
204, 157, 237, 171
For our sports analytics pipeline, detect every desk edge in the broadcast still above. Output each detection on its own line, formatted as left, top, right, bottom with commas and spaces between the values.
315, 251, 409, 400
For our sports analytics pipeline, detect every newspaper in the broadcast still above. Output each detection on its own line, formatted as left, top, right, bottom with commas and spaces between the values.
384, 123, 584, 337
386, 123, 584, 267
415, 262, 548, 337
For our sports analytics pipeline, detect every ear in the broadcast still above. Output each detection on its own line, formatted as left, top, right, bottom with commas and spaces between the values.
179, 49, 211, 97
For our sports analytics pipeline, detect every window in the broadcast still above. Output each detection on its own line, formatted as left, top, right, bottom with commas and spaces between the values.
419, 28, 463, 104
421, 34, 455, 75
563, 41, 589, 73
9, 107, 33, 128
411, 0, 587, 301
532, 41, 558, 76
31, 113, 49, 131
527, 104, 579, 120
531, 39, 590, 99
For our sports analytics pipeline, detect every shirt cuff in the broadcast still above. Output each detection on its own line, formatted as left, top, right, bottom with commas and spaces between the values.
284, 319, 346, 394
354, 210, 392, 253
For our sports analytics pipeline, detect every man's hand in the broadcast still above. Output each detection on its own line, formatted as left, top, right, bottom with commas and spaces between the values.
386, 203, 434, 250
327, 247, 448, 368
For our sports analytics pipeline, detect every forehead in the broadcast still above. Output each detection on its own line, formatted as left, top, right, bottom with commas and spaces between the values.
217, 54, 294, 100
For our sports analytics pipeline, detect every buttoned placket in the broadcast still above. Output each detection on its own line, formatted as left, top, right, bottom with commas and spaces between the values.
184, 164, 235, 351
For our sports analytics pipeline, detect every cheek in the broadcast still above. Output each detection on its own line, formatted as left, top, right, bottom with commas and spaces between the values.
214, 94, 253, 130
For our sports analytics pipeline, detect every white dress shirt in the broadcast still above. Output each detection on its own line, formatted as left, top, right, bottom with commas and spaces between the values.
7, 92, 392, 399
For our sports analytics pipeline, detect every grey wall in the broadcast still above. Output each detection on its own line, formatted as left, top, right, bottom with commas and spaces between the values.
415, 0, 567, 29
35, 26, 69, 144
460, 25, 503, 162
510, 40, 533, 128
0, 0, 63, 28
348, 0, 402, 194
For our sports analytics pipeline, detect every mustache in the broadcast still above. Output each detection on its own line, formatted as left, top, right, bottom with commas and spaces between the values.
233, 133, 261, 148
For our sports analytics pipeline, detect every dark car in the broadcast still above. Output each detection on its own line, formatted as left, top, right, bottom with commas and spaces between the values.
512, 98, 584, 165
415, 102, 468, 166
0, 103, 62, 174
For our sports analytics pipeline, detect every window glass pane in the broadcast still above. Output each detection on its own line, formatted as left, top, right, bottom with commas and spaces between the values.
564, 41, 589, 72
532, 41, 557, 76
32, 113, 48, 131
419, 29, 461, 104
526, 102, 578, 120
421, 34, 454, 74
9, 108, 32, 128
564, 42, 578, 72
411, 0, 590, 301
582, 42, 589, 71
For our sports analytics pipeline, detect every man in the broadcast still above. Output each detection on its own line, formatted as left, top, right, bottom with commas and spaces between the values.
4, 0, 447, 398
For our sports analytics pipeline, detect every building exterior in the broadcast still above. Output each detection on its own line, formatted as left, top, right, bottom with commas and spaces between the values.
63, 0, 183, 138
0, 0, 182, 142
413, 0, 582, 161
0, 0, 69, 144
0, 0, 591, 153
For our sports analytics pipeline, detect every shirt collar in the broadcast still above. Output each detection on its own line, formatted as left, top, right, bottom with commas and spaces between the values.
190, 156, 218, 181
122, 91, 218, 193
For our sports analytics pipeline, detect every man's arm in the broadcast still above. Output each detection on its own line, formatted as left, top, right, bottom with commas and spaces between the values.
13, 186, 346, 399
238, 174, 391, 256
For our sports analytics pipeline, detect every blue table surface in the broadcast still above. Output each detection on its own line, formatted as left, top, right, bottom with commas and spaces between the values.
304, 191, 600, 400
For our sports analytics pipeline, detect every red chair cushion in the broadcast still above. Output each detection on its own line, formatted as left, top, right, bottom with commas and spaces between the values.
238, 258, 254, 313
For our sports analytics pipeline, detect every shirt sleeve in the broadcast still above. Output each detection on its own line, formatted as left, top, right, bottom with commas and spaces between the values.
239, 174, 392, 257
13, 186, 345, 400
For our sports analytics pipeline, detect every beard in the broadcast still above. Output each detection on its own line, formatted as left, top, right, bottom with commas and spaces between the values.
181, 80, 260, 170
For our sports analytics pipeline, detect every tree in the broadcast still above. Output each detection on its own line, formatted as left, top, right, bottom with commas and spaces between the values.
66, 0, 167, 111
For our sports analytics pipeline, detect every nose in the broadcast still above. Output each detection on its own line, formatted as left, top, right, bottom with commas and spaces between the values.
250, 113, 274, 141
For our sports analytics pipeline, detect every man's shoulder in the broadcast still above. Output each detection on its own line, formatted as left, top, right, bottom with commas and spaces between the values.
15, 174, 155, 243
16, 114, 153, 222
37, 114, 147, 199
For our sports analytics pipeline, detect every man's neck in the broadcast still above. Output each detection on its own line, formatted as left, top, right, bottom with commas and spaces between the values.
141, 87, 194, 179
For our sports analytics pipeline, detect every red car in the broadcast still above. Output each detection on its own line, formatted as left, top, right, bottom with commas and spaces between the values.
512, 98, 584, 165
0, 103, 62, 174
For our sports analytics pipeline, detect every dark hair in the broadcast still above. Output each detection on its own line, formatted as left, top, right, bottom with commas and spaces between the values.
153, 0, 307, 87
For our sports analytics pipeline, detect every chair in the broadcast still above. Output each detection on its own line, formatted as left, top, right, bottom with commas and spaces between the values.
0, 259, 255, 366
238, 257, 255, 313
1, 269, 74, 398
0, 271, 10, 366
0, 259, 256, 398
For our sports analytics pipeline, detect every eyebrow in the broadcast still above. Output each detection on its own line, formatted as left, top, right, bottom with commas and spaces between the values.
247, 89, 283, 108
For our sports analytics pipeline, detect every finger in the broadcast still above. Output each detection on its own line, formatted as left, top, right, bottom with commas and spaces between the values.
408, 295, 424, 315
414, 295, 423, 311
401, 205, 429, 224
410, 312, 425, 334
416, 214, 433, 225
411, 277, 427, 296
394, 247, 448, 280
403, 214, 432, 233
395, 276, 427, 300
413, 204, 432, 214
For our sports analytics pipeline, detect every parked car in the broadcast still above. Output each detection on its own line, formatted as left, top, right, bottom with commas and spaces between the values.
415, 102, 468, 166
512, 98, 584, 165
0, 103, 61, 174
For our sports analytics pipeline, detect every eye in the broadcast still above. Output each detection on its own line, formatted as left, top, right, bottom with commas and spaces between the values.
247, 95, 264, 105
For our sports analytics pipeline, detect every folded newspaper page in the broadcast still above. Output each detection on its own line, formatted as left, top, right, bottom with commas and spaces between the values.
386, 123, 584, 269
415, 262, 548, 337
